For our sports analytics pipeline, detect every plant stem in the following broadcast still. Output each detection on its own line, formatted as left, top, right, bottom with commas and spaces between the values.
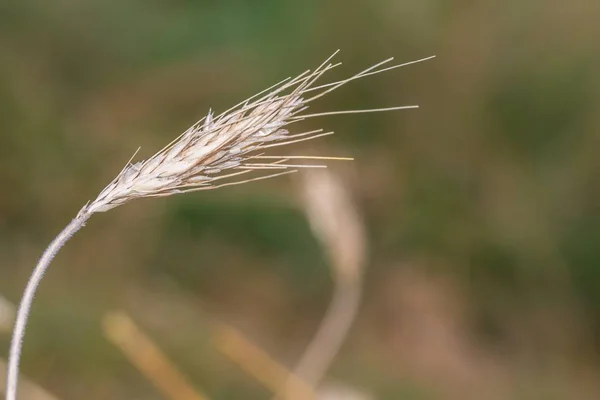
296, 278, 361, 384
276, 277, 362, 399
6, 212, 90, 400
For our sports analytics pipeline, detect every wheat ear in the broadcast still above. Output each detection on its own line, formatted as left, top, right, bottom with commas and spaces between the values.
6, 51, 434, 400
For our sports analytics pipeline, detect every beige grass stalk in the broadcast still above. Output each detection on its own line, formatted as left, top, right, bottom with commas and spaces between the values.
103, 312, 209, 400
275, 168, 366, 400
5, 51, 434, 400
0, 359, 60, 400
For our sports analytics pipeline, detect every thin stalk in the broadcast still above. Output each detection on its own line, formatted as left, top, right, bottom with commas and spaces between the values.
276, 277, 362, 400
6, 212, 90, 400
294, 277, 361, 384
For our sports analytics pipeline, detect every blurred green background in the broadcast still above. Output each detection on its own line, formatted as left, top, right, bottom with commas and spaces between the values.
2, 1, 600, 399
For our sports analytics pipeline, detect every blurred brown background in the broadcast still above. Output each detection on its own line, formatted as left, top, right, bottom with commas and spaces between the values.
2, 1, 600, 399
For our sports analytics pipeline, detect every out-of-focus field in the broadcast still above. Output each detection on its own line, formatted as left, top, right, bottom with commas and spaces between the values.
2, 1, 600, 399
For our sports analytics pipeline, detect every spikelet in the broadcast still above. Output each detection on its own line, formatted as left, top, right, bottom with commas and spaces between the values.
82, 52, 434, 215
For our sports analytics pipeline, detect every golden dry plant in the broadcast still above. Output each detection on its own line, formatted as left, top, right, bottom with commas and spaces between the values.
0, 295, 14, 334
213, 325, 317, 399
5, 51, 434, 400
275, 168, 367, 400
103, 311, 210, 400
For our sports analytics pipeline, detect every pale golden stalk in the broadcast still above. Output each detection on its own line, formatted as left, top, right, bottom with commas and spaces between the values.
103, 311, 209, 400
5, 51, 434, 400
213, 325, 317, 399
275, 168, 367, 400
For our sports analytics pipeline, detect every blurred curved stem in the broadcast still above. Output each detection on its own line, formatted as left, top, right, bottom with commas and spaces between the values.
6, 213, 90, 400
277, 276, 361, 399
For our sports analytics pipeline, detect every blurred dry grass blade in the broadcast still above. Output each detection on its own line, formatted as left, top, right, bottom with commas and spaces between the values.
302, 168, 366, 283
276, 168, 367, 399
316, 382, 374, 400
213, 325, 316, 399
102, 311, 210, 400
0, 296, 15, 334
0, 359, 60, 400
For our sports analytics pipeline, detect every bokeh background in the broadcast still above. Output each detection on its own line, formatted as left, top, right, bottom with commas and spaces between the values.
2, 1, 600, 399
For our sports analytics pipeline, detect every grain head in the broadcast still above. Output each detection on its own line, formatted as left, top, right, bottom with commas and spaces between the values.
81, 52, 434, 216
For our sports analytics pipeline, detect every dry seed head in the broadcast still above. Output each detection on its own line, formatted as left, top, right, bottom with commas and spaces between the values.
81, 52, 435, 216
301, 168, 366, 283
